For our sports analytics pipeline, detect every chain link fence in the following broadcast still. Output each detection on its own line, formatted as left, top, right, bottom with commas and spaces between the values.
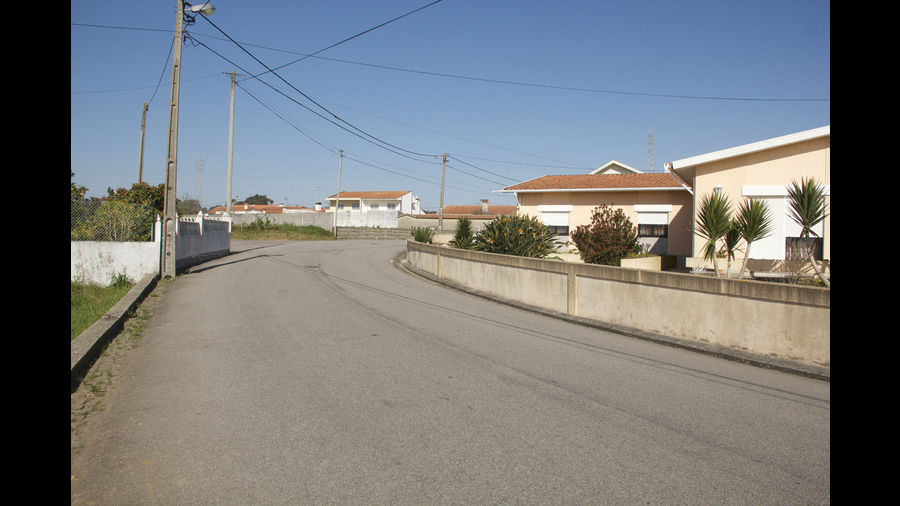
71, 200, 157, 242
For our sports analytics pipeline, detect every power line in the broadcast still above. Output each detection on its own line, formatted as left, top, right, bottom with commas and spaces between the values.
249, 0, 444, 80
195, 14, 438, 160
72, 22, 829, 103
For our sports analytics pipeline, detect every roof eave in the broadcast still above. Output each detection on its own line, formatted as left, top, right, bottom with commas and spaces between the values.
498, 187, 688, 193
670, 125, 830, 170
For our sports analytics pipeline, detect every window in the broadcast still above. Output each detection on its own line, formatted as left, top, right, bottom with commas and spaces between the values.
387, 203, 397, 211
351, 203, 360, 211
539, 207, 571, 236
370, 204, 379, 211
638, 224, 668, 237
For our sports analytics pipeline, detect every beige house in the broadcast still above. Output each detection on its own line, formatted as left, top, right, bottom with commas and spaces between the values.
498, 169, 694, 260
666, 125, 830, 270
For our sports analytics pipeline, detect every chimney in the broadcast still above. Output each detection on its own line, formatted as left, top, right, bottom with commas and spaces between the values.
315, 202, 322, 211
481, 199, 489, 214
663, 162, 672, 173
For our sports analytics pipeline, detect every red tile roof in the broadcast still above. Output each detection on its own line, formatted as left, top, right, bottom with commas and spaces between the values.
504, 173, 688, 191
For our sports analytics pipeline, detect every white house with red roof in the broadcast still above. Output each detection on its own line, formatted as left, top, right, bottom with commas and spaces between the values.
326, 191, 423, 215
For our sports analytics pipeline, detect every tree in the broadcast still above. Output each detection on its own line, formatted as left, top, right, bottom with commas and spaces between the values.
177, 192, 202, 216
244, 194, 273, 205
452, 216, 475, 249
694, 192, 733, 277
71, 172, 88, 202
570, 205, 640, 266
733, 198, 774, 280
786, 177, 830, 287
720, 222, 743, 278
105, 182, 166, 214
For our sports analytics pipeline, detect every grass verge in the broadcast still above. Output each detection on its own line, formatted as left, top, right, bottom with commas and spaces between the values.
71, 276, 134, 341
230, 220, 334, 241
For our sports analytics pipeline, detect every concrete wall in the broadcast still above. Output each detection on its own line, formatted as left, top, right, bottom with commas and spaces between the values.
335, 227, 411, 240
175, 215, 231, 270
398, 214, 498, 233
406, 240, 829, 367
72, 214, 232, 284
228, 212, 334, 229
228, 210, 398, 229
71, 238, 160, 286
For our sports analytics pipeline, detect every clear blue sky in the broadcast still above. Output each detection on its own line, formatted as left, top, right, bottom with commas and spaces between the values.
71, 0, 830, 211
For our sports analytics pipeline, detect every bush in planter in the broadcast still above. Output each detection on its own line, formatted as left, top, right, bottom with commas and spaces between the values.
411, 226, 434, 243
474, 214, 558, 258
452, 216, 475, 249
571, 205, 640, 266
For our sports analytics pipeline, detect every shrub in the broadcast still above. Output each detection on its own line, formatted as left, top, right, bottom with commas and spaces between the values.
570, 205, 640, 266
452, 216, 475, 249
474, 214, 558, 258
412, 226, 434, 243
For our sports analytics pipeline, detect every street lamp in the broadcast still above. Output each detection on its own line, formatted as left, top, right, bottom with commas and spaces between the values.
161, 1, 215, 278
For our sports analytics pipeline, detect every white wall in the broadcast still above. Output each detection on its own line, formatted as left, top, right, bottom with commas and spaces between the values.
71, 240, 160, 286
72, 215, 231, 285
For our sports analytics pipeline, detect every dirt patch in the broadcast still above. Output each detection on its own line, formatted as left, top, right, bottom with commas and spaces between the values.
70, 278, 173, 463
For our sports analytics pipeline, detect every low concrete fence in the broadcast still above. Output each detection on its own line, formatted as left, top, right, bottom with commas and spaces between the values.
72, 217, 163, 285
406, 240, 829, 367
336, 227, 411, 240
227, 211, 402, 230
72, 214, 231, 284
175, 214, 231, 271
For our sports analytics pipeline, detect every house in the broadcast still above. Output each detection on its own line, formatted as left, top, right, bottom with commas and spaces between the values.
327, 191, 423, 215
498, 167, 693, 259
666, 125, 830, 270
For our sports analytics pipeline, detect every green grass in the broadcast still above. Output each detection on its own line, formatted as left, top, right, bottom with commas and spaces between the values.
230, 221, 335, 241
71, 277, 134, 341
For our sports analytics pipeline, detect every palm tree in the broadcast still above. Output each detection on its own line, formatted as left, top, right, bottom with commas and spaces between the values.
733, 198, 774, 280
786, 177, 830, 287
694, 191, 733, 277
720, 222, 743, 278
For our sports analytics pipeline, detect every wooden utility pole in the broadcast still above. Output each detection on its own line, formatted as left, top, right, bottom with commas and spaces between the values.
225, 71, 242, 218
332, 149, 343, 236
435, 152, 447, 232
138, 102, 148, 183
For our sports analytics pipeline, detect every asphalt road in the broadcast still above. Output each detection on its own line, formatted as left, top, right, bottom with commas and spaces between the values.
70, 239, 830, 505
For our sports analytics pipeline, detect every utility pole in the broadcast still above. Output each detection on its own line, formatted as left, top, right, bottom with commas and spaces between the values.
161, 1, 186, 278
648, 128, 654, 173
225, 70, 242, 218
435, 152, 447, 232
138, 102, 148, 183
332, 149, 343, 236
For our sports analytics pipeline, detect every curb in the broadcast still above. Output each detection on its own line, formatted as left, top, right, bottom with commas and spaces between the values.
71, 273, 159, 391
395, 256, 829, 383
